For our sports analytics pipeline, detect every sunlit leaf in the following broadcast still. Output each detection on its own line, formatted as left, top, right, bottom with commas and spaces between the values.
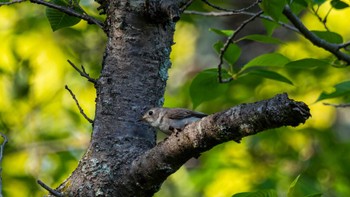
213, 41, 241, 66
238, 34, 283, 44
316, 81, 350, 101
311, 30, 343, 44
331, 0, 349, 9
46, 0, 82, 31
209, 28, 234, 37
232, 189, 278, 197
243, 53, 290, 70
285, 58, 330, 69
260, 0, 287, 21
287, 175, 301, 197
190, 68, 229, 108
246, 69, 293, 85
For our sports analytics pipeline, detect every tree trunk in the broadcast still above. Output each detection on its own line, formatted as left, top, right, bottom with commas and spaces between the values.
49, 1, 310, 196
54, 1, 183, 196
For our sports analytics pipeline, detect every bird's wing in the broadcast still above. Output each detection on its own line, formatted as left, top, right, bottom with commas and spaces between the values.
167, 108, 207, 119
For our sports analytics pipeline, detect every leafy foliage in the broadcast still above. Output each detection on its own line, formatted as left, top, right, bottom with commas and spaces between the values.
237, 34, 283, 44
285, 58, 330, 69
260, 0, 286, 21
232, 189, 278, 197
316, 81, 350, 101
241, 53, 290, 70
45, 0, 82, 31
189, 68, 229, 108
244, 69, 293, 85
2, 0, 350, 196
311, 30, 343, 44
213, 41, 241, 68
330, 0, 349, 9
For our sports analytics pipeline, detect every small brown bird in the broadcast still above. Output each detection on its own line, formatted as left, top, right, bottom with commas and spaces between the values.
142, 107, 207, 135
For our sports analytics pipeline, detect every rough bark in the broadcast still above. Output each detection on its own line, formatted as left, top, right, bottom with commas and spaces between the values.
48, 1, 311, 197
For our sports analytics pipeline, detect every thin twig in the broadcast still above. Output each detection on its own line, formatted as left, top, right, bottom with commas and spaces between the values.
67, 60, 96, 84
29, 0, 104, 29
180, 0, 194, 12
323, 7, 333, 29
65, 85, 94, 124
338, 41, 350, 50
0, 133, 7, 164
323, 102, 350, 108
311, 5, 330, 31
283, 5, 350, 65
37, 180, 63, 197
218, 10, 263, 83
202, 0, 261, 12
0, 133, 7, 197
183, 10, 299, 32
0, 0, 27, 6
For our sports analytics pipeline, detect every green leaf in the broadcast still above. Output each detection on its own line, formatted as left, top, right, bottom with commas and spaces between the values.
313, 0, 326, 4
289, 0, 308, 14
291, 0, 309, 7
190, 68, 229, 108
285, 58, 330, 69
246, 69, 293, 85
238, 34, 283, 44
232, 189, 278, 197
260, 0, 287, 21
262, 19, 280, 36
12, 60, 31, 100
311, 30, 343, 44
45, 0, 82, 31
213, 41, 241, 66
287, 175, 301, 197
243, 53, 290, 70
209, 28, 234, 37
305, 193, 323, 197
316, 81, 350, 101
331, 0, 349, 9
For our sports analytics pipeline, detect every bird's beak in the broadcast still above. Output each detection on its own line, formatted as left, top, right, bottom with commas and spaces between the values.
139, 115, 146, 122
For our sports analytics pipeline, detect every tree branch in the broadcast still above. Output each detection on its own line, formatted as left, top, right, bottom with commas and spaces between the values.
65, 85, 94, 124
0, 133, 7, 196
130, 93, 310, 193
183, 10, 299, 32
37, 180, 63, 197
338, 41, 350, 50
282, 5, 350, 65
310, 5, 330, 31
0, 0, 27, 6
67, 60, 96, 84
202, 0, 261, 12
218, 10, 263, 83
180, 0, 194, 13
29, 0, 104, 29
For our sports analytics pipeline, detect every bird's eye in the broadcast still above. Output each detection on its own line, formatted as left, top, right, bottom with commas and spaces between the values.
148, 111, 153, 116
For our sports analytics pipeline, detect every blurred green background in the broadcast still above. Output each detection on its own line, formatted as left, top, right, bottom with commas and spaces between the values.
1, 0, 350, 196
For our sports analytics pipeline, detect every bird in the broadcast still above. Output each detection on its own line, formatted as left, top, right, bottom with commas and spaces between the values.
142, 107, 207, 135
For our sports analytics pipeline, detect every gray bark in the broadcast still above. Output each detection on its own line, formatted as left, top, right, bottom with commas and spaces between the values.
49, 1, 310, 196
